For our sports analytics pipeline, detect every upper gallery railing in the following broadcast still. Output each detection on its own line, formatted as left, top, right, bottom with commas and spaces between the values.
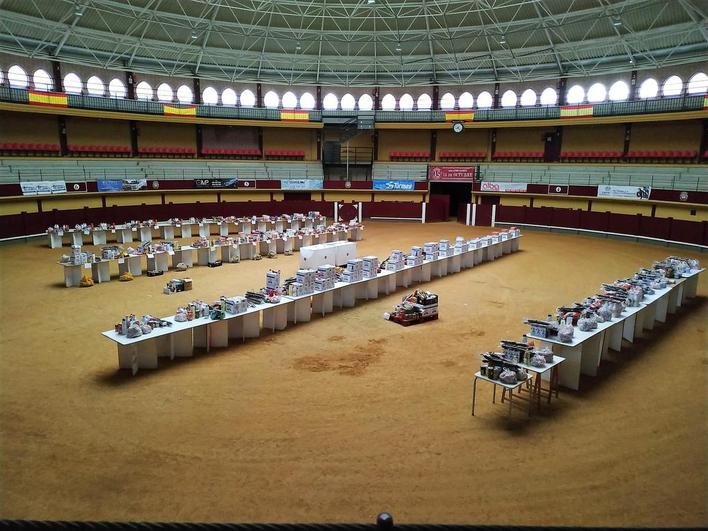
0, 86, 705, 124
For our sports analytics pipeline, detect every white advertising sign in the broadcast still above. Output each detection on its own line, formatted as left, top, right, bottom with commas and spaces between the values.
480, 182, 528, 193
597, 185, 651, 200
20, 181, 67, 196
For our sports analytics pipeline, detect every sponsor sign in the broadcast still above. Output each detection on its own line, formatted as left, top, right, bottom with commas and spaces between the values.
238, 180, 256, 188
97, 179, 148, 192
281, 179, 324, 190
597, 185, 651, 200
480, 182, 528, 193
372, 179, 416, 191
548, 184, 569, 195
69, 182, 87, 192
20, 181, 67, 195
194, 178, 239, 189
428, 166, 477, 182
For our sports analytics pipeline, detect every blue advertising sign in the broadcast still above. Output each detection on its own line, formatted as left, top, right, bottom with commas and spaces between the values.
96, 180, 124, 192
281, 179, 324, 190
372, 179, 416, 191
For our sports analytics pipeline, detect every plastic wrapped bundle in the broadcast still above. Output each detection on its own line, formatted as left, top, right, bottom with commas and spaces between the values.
558, 323, 574, 343
140, 324, 153, 334
499, 369, 517, 384
516, 368, 528, 381
126, 323, 143, 338
79, 274, 94, 287
628, 286, 643, 306
531, 354, 546, 368
598, 304, 613, 322
688, 259, 699, 270
538, 347, 554, 363
577, 317, 594, 332
175, 310, 188, 322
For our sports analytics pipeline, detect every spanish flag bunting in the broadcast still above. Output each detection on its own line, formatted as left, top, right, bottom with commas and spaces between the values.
560, 105, 594, 118
28, 90, 68, 107
445, 110, 475, 122
280, 110, 309, 122
703, 94, 708, 109
163, 104, 197, 116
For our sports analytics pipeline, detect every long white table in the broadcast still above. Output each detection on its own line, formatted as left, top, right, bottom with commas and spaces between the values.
528, 268, 703, 391
101, 231, 522, 374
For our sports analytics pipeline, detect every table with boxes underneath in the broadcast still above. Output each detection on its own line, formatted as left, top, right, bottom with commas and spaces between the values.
47, 214, 342, 248
525, 261, 703, 391
58, 223, 363, 288
101, 229, 522, 374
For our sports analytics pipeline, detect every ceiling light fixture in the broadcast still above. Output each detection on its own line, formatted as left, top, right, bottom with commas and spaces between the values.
395, 43, 402, 52
499, 36, 506, 45
191, 30, 198, 40
296, 42, 302, 51
367, 0, 376, 4
612, 17, 622, 26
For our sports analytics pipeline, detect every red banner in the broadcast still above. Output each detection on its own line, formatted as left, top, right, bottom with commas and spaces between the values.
428, 166, 477, 181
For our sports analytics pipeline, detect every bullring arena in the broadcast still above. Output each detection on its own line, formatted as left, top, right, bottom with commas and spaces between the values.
0, 1, 706, 529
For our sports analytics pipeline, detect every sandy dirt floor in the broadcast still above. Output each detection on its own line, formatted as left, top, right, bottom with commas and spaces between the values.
0, 221, 705, 527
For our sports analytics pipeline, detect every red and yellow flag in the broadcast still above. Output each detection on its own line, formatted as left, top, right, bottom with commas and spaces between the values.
560, 105, 593, 118
163, 104, 196, 116
280, 110, 309, 122
703, 94, 708, 109
28, 90, 68, 107
445, 110, 475, 122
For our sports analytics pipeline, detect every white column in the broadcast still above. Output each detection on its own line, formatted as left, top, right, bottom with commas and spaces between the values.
471, 203, 477, 226
491, 204, 497, 227
421, 202, 427, 224
358, 202, 363, 223
465, 203, 471, 226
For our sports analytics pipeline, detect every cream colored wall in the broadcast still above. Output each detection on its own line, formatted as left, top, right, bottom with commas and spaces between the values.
221, 191, 272, 202
324, 192, 372, 202
655, 204, 708, 222
562, 124, 625, 152
377, 130, 430, 161
107, 194, 161, 206
0, 111, 58, 144
591, 200, 653, 216
630, 120, 702, 151
533, 197, 588, 209
499, 195, 531, 207
262, 128, 318, 159
436, 129, 489, 156
495, 127, 553, 152
66, 117, 131, 147
42, 196, 103, 210
164, 192, 216, 204
137, 122, 196, 148
373, 192, 425, 202
2, 199, 38, 214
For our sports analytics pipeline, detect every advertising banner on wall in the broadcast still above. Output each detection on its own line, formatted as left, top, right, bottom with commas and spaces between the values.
281, 179, 324, 190
428, 166, 477, 181
194, 178, 239, 189
372, 179, 416, 191
597, 185, 651, 200
97, 179, 148, 192
238, 180, 257, 188
20, 181, 67, 195
480, 181, 528, 193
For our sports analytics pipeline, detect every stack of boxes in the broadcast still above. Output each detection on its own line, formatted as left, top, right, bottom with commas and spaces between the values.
468, 238, 479, 249
424, 242, 439, 261
406, 246, 423, 266
294, 269, 316, 295
362, 256, 380, 278
341, 259, 364, 282
386, 250, 404, 271
315, 265, 337, 291
455, 236, 468, 253
266, 270, 281, 291
222, 296, 248, 314
439, 239, 450, 257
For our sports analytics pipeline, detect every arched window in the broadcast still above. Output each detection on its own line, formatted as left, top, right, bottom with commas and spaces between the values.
176, 85, 193, 104
135, 81, 153, 100
477, 91, 493, 108
0, 69, 3, 85
586, 82, 606, 103
520, 89, 536, 106
240, 89, 256, 107
282, 91, 297, 109
380, 94, 396, 110
439, 92, 455, 110
86, 75, 105, 96
662, 75, 682, 97
687, 72, 708, 94
458, 91, 474, 108
500, 90, 517, 107
340, 93, 356, 111
8, 65, 28, 88
108, 78, 126, 98
32, 69, 53, 91
399, 93, 414, 111
638, 78, 658, 99
322, 93, 338, 110
417, 93, 432, 110
63, 73, 83, 94
263, 90, 279, 108
202, 86, 218, 105
608, 80, 629, 101
566, 84, 585, 104
358, 93, 374, 111
221, 88, 237, 106
156, 82, 173, 102
300, 92, 315, 110
540, 87, 557, 105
